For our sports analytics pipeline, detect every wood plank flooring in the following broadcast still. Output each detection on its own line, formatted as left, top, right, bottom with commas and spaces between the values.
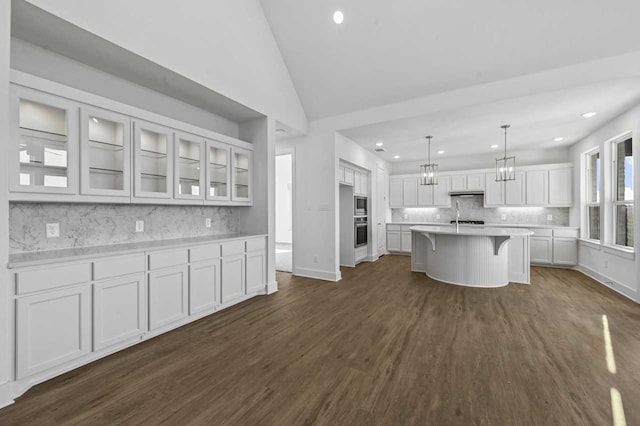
1, 255, 639, 425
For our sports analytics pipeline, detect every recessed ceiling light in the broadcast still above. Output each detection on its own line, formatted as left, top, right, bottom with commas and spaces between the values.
376, 142, 384, 147
490, 144, 499, 149
333, 10, 344, 24
437, 150, 445, 154
393, 155, 400, 159
554, 137, 564, 142
92, 117, 98, 123
275, 128, 286, 135
582, 112, 597, 118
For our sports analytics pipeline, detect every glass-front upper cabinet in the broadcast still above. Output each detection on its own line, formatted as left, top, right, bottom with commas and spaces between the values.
80, 107, 131, 197
11, 86, 78, 194
231, 147, 253, 203
174, 132, 205, 200
133, 119, 173, 199
206, 139, 231, 202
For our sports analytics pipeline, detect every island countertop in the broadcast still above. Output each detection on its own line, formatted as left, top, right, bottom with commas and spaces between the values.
410, 225, 534, 237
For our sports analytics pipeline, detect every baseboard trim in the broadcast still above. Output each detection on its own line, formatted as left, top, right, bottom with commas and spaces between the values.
266, 281, 278, 294
575, 264, 638, 303
366, 255, 380, 262
293, 267, 341, 282
0, 382, 15, 410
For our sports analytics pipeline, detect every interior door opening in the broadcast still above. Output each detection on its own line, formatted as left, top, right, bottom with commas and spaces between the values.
276, 153, 293, 272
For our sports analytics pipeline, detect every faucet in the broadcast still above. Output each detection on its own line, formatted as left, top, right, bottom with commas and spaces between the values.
455, 200, 460, 232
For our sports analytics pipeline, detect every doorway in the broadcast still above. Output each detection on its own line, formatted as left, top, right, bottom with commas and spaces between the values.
276, 153, 293, 272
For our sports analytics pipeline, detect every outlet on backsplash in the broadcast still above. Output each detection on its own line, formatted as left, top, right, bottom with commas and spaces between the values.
501, 214, 506, 221
436, 214, 441, 219
547, 214, 553, 221
46, 223, 59, 238
135, 220, 144, 233
205, 218, 212, 228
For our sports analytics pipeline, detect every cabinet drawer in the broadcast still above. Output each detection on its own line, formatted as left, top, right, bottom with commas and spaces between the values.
93, 254, 145, 281
148, 249, 188, 270
16, 263, 91, 295
531, 228, 553, 237
553, 228, 579, 238
387, 224, 401, 231
190, 244, 220, 263
246, 237, 265, 252
222, 240, 245, 256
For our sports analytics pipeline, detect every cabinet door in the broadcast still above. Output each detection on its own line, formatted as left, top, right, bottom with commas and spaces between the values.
548, 168, 573, 206
206, 139, 231, 202
509, 236, 530, 284
11, 86, 79, 195
133, 119, 173, 199
246, 250, 266, 294
221, 253, 246, 304
148, 265, 188, 330
433, 176, 451, 207
354, 171, 363, 195
450, 175, 467, 191
94, 273, 146, 351
344, 168, 355, 186
484, 173, 504, 206
553, 238, 577, 266
338, 166, 345, 183
387, 231, 401, 251
467, 173, 485, 191
530, 237, 553, 264
16, 285, 91, 379
359, 172, 368, 195
189, 260, 220, 315
526, 170, 548, 205
389, 178, 403, 207
80, 106, 131, 197
174, 131, 205, 200
505, 172, 525, 205
401, 231, 412, 253
417, 182, 434, 206
231, 147, 253, 203
403, 178, 418, 207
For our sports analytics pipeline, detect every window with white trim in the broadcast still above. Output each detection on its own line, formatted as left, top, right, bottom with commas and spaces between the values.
612, 137, 633, 248
585, 149, 600, 241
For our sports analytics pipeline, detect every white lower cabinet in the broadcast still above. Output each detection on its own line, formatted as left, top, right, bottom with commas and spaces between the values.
387, 230, 401, 251
189, 260, 220, 315
148, 265, 189, 331
221, 253, 245, 304
553, 237, 578, 266
530, 237, 553, 265
93, 273, 146, 351
246, 249, 267, 294
387, 225, 412, 253
508, 236, 530, 284
16, 285, 92, 379
401, 231, 412, 253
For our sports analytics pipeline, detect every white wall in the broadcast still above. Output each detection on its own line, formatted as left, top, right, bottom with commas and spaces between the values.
0, 0, 11, 405
392, 147, 570, 175
569, 103, 640, 302
275, 154, 292, 244
24, 0, 307, 133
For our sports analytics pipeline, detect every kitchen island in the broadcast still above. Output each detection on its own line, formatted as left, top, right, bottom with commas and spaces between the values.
410, 225, 534, 287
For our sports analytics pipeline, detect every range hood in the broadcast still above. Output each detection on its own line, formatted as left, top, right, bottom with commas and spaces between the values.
448, 190, 485, 197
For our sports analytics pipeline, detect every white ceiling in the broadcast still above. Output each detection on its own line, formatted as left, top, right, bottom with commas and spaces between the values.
340, 78, 640, 162
260, 0, 640, 120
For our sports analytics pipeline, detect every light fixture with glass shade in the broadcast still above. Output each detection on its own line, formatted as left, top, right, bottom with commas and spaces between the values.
495, 124, 515, 181
420, 136, 438, 185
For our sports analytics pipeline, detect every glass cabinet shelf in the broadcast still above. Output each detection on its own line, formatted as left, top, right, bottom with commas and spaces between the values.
175, 133, 204, 199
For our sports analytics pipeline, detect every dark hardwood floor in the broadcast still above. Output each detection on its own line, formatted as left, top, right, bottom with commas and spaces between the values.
1, 255, 639, 425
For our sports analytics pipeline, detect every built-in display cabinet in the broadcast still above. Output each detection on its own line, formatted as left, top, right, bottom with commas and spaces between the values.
389, 164, 573, 209
9, 235, 267, 395
9, 81, 254, 206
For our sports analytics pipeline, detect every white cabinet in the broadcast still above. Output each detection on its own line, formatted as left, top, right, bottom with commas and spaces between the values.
93, 273, 146, 350
548, 168, 573, 206
417, 182, 434, 206
401, 231, 412, 252
205, 139, 231, 202
553, 237, 578, 266
530, 237, 553, 265
484, 173, 504, 206
387, 225, 413, 253
344, 168, 355, 186
246, 248, 267, 294
485, 172, 524, 206
389, 178, 403, 207
353, 171, 368, 196
174, 131, 205, 201
530, 228, 577, 266
451, 173, 484, 192
525, 170, 548, 205
148, 265, 189, 331
133, 119, 174, 199
387, 230, 401, 251
338, 165, 345, 183
505, 172, 525, 205
433, 176, 451, 207
221, 253, 245, 304
508, 236, 530, 284
450, 175, 466, 192
10, 86, 79, 196
16, 285, 92, 379
80, 106, 131, 198
403, 178, 418, 207
189, 260, 220, 315
231, 147, 252, 204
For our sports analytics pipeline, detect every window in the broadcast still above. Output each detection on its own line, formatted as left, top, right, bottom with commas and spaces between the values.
586, 150, 600, 241
613, 138, 634, 248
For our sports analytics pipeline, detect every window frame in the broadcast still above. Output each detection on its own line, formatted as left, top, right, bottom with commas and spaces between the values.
610, 134, 634, 250
584, 148, 601, 242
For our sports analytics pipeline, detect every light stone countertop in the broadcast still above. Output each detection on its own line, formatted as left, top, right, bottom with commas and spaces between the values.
388, 221, 578, 229
8, 233, 268, 269
410, 225, 535, 237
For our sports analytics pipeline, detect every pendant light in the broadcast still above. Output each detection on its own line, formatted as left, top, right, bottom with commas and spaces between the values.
495, 124, 516, 181
420, 136, 438, 185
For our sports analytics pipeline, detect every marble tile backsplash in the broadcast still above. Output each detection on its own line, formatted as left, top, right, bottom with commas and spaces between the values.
391, 195, 569, 226
10, 203, 241, 253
